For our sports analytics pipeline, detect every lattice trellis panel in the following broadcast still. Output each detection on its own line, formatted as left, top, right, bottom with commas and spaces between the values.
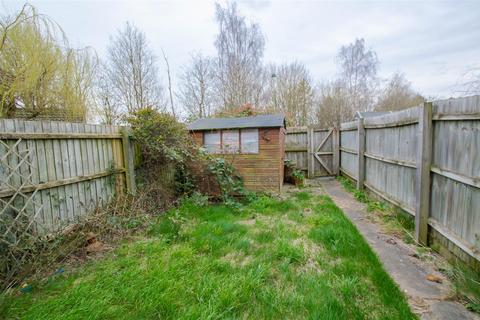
0, 139, 43, 247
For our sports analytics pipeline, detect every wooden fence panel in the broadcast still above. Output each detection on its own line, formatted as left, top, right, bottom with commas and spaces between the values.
340, 151, 358, 179
0, 119, 134, 234
429, 96, 480, 260
339, 127, 358, 179
362, 109, 419, 213
338, 96, 480, 265
365, 158, 416, 213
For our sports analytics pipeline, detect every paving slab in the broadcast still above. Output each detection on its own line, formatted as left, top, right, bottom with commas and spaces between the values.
320, 178, 479, 320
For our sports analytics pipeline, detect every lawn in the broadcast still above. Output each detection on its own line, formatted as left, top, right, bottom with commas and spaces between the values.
1, 189, 415, 319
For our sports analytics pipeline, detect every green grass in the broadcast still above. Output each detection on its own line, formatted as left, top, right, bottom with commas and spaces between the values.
1, 192, 415, 319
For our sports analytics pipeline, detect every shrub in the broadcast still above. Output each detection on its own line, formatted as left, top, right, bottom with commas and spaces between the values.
127, 108, 249, 204
126, 108, 193, 168
126, 108, 200, 202
206, 157, 244, 202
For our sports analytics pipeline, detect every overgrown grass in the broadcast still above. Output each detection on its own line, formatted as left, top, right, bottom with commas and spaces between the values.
1, 191, 415, 319
446, 262, 480, 313
336, 175, 480, 314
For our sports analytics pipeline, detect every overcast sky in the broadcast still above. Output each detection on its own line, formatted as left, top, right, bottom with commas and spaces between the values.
3, 0, 480, 99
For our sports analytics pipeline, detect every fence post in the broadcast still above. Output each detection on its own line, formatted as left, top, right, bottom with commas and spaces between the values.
307, 126, 314, 178
356, 118, 365, 189
122, 128, 136, 195
415, 102, 433, 245
332, 127, 340, 175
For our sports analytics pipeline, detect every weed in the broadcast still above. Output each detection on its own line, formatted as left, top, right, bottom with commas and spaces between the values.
445, 262, 480, 313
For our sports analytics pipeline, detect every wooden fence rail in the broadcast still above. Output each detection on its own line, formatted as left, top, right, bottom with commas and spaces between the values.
0, 119, 135, 239
338, 96, 480, 267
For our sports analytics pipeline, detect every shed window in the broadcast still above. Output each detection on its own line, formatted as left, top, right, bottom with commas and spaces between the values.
222, 130, 240, 153
241, 129, 259, 153
204, 131, 221, 153
203, 129, 259, 154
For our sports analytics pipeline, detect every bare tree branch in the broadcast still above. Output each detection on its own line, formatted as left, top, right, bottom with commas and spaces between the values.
161, 48, 176, 119
177, 52, 215, 119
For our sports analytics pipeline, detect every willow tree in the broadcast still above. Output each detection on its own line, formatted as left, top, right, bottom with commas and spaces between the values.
0, 4, 96, 121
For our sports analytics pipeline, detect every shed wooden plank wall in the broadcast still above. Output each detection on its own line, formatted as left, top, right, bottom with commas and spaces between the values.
0, 119, 133, 234
279, 127, 286, 187
191, 128, 284, 193
338, 96, 480, 266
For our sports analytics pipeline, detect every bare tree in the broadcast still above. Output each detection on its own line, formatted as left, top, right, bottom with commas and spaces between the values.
177, 52, 215, 119
314, 80, 350, 128
375, 73, 424, 111
104, 22, 164, 114
94, 63, 121, 124
460, 66, 480, 94
336, 38, 379, 113
214, 2, 265, 110
265, 62, 315, 126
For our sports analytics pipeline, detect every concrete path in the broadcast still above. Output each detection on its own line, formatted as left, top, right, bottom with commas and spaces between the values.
320, 178, 479, 320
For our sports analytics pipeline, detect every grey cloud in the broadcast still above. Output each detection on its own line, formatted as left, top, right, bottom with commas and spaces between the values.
5, 0, 480, 98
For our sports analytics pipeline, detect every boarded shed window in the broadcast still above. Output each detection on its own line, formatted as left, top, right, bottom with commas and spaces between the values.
222, 130, 240, 153
204, 131, 221, 153
241, 129, 259, 153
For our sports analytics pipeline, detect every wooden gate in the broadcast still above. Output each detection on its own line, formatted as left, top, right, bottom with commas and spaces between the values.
285, 127, 339, 178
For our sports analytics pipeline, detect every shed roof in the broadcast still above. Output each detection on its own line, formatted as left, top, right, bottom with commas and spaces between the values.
187, 114, 286, 131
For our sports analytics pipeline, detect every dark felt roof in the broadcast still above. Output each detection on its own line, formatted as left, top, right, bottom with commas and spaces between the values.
187, 114, 286, 130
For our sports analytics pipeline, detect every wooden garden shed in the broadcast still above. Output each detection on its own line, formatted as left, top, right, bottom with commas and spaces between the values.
188, 114, 286, 193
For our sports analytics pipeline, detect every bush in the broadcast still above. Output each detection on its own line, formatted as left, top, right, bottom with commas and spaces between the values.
127, 108, 193, 168
127, 108, 249, 204
206, 157, 244, 202
127, 108, 199, 202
